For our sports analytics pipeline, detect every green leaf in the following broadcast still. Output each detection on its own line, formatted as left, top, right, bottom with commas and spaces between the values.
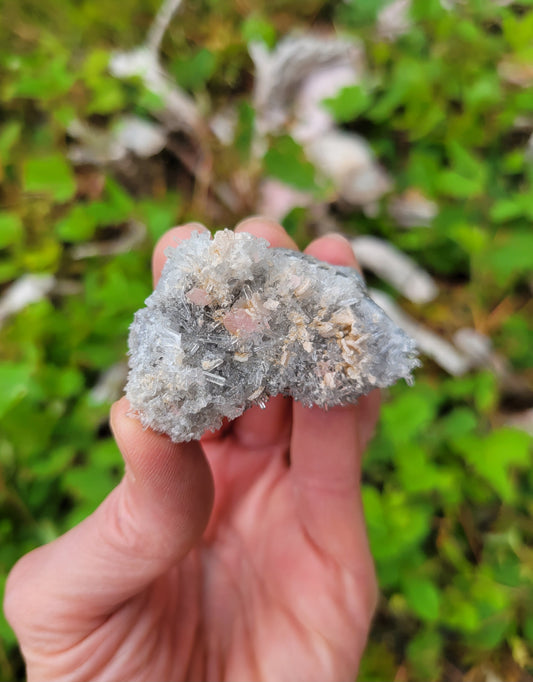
381, 386, 439, 446
362, 486, 433, 567
490, 198, 526, 223
500, 313, 533, 370
81, 48, 112, 85
484, 230, 533, 285
407, 629, 443, 681
80, 48, 127, 115
39, 366, 85, 399
86, 177, 134, 226
234, 102, 255, 162
22, 239, 62, 272
0, 576, 17, 647
242, 14, 277, 47
438, 142, 487, 198
491, 557, 522, 588
357, 641, 397, 682
410, 0, 446, 20
473, 370, 498, 413
31, 445, 75, 477
13, 53, 75, 100
170, 49, 216, 91
86, 78, 125, 115
442, 586, 481, 633
457, 428, 532, 502
502, 11, 533, 51
0, 212, 23, 248
322, 85, 371, 123
449, 222, 488, 254
138, 192, 180, 242
437, 407, 477, 444
0, 363, 33, 418
55, 205, 97, 242
437, 170, 482, 199
465, 73, 501, 110
396, 445, 455, 498
136, 87, 165, 112
89, 439, 120, 468
53, 105, 77, 127
466, 615, 511, 650
524, 615, 533, 644
337, 0, 390, 28
403, 577, 441, 622
23, 154, 76, 203
282, 207, 309, 245
0, 259, 19, 283
62, 465, 117, 506
263, 135, 317, 192
0, 120, 22, 162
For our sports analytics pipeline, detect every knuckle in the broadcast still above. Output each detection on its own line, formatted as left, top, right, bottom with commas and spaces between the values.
99, 488, 157, 559
99, 485, 185, 562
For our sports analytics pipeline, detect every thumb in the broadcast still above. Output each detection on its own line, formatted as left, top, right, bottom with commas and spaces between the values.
5, 397, 213, 638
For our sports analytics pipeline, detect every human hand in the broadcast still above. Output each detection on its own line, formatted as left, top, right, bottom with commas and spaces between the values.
5, 218, 380, 682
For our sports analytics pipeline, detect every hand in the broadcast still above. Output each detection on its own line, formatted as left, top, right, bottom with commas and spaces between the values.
5, 218, 379, 682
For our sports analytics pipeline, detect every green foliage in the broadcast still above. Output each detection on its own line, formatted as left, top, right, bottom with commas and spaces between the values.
241, 14, 277, 47
263, 135, 318, 191
0, 0, 532, 680
170, 48, 217, 91
407, 628, 443, 681
234, 102, 256, 162
483, 230, 533, 286
337, 0, 391, 28
0, 213, 22, 248
137, 192, 181, 242
0, 364, 33, 418
23, 155, 77, 203
322, 85, 372, 123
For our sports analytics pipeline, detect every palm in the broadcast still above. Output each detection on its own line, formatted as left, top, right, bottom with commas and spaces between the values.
92, 411, 374, 682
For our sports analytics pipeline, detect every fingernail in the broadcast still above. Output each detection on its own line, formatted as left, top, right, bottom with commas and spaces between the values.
326, 233, 350, 244
235, 216, 283, 231
180, 222, 209, 232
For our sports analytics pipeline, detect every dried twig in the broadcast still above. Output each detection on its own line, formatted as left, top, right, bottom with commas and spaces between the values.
369, 288, 470, 375
352, 236, 438, 304
146, 0, 183, 55
0, 275, 55, 327
109, 0, 202, 137
71, 221, 146, 260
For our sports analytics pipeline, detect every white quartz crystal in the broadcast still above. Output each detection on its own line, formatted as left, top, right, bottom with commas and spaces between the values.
126, 230, 419, 441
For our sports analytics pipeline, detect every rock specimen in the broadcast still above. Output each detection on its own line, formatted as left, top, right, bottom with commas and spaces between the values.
126, 230, 419, 442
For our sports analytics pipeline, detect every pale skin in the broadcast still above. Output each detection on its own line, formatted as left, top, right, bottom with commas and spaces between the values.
4, 218, 380, 682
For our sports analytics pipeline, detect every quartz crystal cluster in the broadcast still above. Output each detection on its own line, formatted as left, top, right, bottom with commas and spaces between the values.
126, 230, 419, 442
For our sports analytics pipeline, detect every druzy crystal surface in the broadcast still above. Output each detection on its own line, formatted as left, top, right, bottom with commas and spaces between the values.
126, 230, 419, 442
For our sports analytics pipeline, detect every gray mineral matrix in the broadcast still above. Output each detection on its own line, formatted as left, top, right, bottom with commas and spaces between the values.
126, 229, 419, 442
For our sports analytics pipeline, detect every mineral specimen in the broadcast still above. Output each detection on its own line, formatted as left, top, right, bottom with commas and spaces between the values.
126, 229, 419, 442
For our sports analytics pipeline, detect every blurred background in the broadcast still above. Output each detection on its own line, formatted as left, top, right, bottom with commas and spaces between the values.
0, 0, 532, 680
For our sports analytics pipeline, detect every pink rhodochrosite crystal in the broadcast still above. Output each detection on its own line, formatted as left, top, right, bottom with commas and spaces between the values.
126, 229, 419, 442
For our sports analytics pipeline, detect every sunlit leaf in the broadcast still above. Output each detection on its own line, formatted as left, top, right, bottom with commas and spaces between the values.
0, 363, 33, 418
263, 135, 317, 192
322, 85, 371, 123
0, 212, 23, 248
242, 14, 277, 47
404, 578, 441, 622
23, 155, 76, 203
170, 49, 216, 91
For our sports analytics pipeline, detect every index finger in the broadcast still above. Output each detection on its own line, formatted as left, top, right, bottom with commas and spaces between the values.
290, 234, 380, 560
